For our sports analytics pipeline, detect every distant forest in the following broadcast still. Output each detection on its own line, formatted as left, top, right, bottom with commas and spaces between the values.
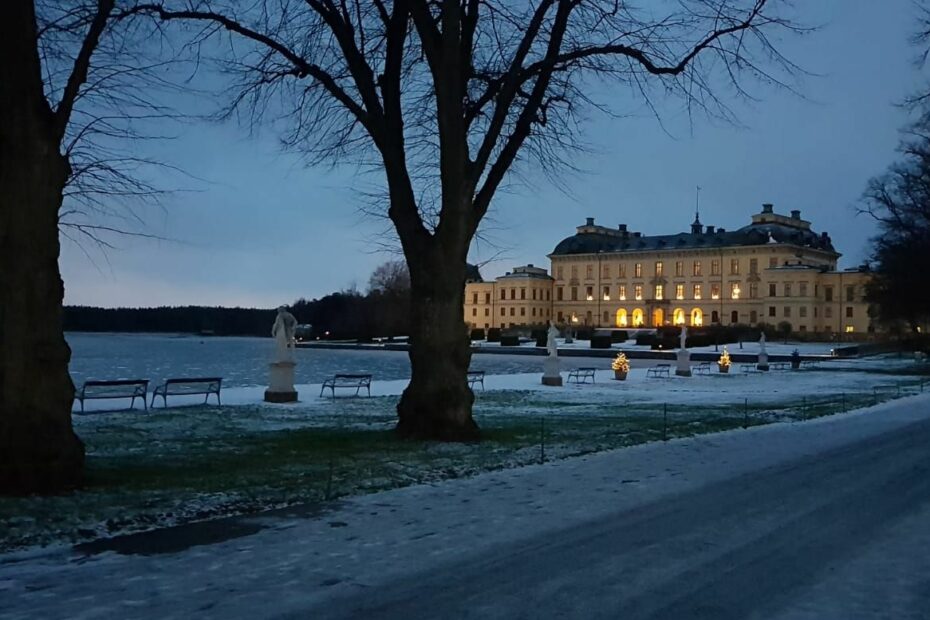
64, 262, 412, 339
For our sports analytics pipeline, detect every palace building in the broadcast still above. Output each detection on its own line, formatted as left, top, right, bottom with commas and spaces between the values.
464, 204, 875, 335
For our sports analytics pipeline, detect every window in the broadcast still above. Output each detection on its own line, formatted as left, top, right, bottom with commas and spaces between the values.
825, 286, 834, 302
485, 292, 490, 304
749, 258, 758, 274
510, 307, 515, 316
784, 283, 792, 297
749, 283, 758, 299
711, 283, 720, 300
693, 284, 702, 300
571, 266, 578, 279
711, 310, 719, 324
769, 306, 776, 317
520, 307, 526, 316
655, 261, 664, 277
546, 290, 550, 301
618, 264, 626, 278
602, 264, 610, 279
750, 310, 758, 323
602, 286, 610, 301
846, 286, 855, 302
825, 307, 833, 318
532, 289, 537, 300
784, 306, 791, 318
586, 286, 594, 301
800, 306, 808, 318
730, 259, 740, 275
521, 288, 526, 300
557, 311, 564, 322
769, 283, 777, 297
846, 306, 853, 318
676, 284, 684, 300
586, 264, 593, 279
618, 284, 626, 300
501, 308, 505, 316
634, 285, 643, 301
472, 293, 478, 304
472, 308, 477, 316
730, 282, 741, 299
676, 261, 684, 277
845, 325, 855, 333
571, 287, 578, 301
634, 263, 642, 278
655, 284, 664, 300
731, 310, 739, 323
501, 289, 506, 300
798, 282, 808, 297
532, 307, 536, 317
485, 308, 489, 316
602, 311, 609, 324
711, 259, 720, 276
693, 261, 702, 276
556, 266, 564, 280
510, 288, 516, 299
557, 287, 564, 301
769, 257, 778, 268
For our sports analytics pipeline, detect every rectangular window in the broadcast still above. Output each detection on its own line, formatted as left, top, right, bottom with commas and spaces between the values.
602, 311, 609, 324
634, 263, 642, 278
501, 289, 506, 300
546, 290, 550, 301
618, 264, 626, 278
557, 311, 564, 322
557, 287, 564, 301
825, 286, 834, 302
800, 306, 807, 318
693, 261, 702, 276
675, 261, 684, 277
845, 325, 855, 333
750, 310, 758, 323
532, 289, 537, 300
655, 284, 664, 300
846, 306, 853, 318
571, 266, 578, 279
571, 287, 578, 301
510, 307, 515, 316
472, 293, 478, 304
730, 282, 741, 299
586, 286, 594, 301
655, 261, 663, 277
485, 308, 489, 316
586, 264, 593, 279
784, 306, 791, 318
602, 286, 610, 301
472, 308, 477, 316
784, 283, 792, 297
769, 306, 776, 317
749, 258, 758, 274
693, 284, 702, 300
634, 285, 643, 301
825, 307, 833, 318
618, 284, 626, 300
769, 283, 777, 297
769, 257, 778, 268
485, 292, 490, 304
711, 260, 720, 276
711, 283, 720, 300
846, 286, 855, 302
520, 307, 526, 316
730, 258, 740, 275
521, 288, 526, 300
676, 284, 684, 300
799, 282, 808, 297
556, 266, 564, 280
501, 307, 505, 316
511, 288, 516, 299
532, 308, 536, 317
749, 283, 758, 299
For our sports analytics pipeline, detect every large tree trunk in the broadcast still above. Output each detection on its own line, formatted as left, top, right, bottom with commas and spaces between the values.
396, 255, 479, 441
0, 0, 85, 494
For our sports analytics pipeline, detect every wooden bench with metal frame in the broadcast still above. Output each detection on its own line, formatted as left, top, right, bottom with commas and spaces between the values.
693, 362, 711, 375
467, 370, 485, 391
320, 374, 372, 398
646, 364, 671, 378
567, 367, 597, 384
152, 377, 222, 408
75, 379, 149, 413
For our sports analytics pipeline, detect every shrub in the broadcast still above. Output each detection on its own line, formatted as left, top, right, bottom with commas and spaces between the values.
635, 333, 655, 346
575, 327, 594, 340
487, 328, 501, 342
469, 328, 485, 341
610, 330, 628, 343
500, 334, 520, 346
590, 335, 612, 349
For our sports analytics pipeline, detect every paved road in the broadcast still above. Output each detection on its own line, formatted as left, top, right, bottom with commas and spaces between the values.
305, 417, 930, 620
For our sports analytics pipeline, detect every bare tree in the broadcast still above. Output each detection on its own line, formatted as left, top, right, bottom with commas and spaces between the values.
142, 0, 802, 440
368, 259, 410, 295
0, 1, 169, 494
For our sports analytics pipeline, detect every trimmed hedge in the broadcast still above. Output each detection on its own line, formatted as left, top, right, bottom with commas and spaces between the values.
487, 328, 501, 342
469, 328, 485, 341
610, 330, 628, 343
500, 334, 520, 346
590, 335, 612, 349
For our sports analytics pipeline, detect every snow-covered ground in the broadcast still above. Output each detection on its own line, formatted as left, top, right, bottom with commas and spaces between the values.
474, 337, 857, 356
2, 392, 929, 619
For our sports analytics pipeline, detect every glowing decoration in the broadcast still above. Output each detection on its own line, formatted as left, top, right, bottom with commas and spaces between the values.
612, 352, 630, 373
718, 347, 731, 373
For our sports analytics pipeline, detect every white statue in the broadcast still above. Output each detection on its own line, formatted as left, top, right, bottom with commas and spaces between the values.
679, 325, 688, 350
546, 322, 559, 357
271, 306, 298, 361
759, 330, 767, 354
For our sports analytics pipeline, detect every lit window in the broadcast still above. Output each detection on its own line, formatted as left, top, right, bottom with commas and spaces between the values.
618, 284, 626, 301
655, 284, 664, 300
655, 261, 663, 277
730, 282, 741, 300
675, 261, 684, 277
730, 259, 740, 275
711, 284, 720, 300
676, 284, 684, 300
634, 263, 642, 278
711, 260, 720, 276
693, 261, 702, 276
603, 286, 610, 301
845, 325, 855, 333
618, 264, 626, 278
586, 286, 594, 301
634, 285, 643, 301
693, 284, 702, 300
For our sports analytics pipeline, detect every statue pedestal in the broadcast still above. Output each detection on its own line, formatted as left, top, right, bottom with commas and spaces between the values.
265, 360, 298, 403
757, 352, 769, 371
676, 349, 692, 377
542, 356, 563, 386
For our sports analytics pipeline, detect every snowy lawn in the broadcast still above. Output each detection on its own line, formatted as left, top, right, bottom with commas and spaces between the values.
1, 359, 927, 552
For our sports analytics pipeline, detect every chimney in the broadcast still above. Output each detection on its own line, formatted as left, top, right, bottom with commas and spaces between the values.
762, 203, 774, 214
718, 228, 726, 234
528, 263, 534, 268
632, 232, 642, 238
790, 210, 801, 220
618, 224, 627, 232
585, 217, 595, 226
706, 225, 715, 234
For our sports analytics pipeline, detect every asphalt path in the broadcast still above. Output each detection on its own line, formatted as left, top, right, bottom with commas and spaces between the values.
304, 417, 930, 620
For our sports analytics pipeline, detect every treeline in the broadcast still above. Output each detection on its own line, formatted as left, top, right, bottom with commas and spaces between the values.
65, 261, 412, 339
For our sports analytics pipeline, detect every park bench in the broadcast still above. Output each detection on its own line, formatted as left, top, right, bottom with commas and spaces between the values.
321, 374, 372, 398
740, 363, 761, 374
567, 368, 596, 384
770, 361, 790, 371
467, 370, 485, 391
801, 360, 821, 369
75, 379, 149, 413
646, 364, 671, 378
152, 377, 222, 408
694, 362, 711, 375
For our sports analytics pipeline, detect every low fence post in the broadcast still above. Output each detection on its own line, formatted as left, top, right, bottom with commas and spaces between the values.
663, 403, 668, 441
743, 398, 749, 428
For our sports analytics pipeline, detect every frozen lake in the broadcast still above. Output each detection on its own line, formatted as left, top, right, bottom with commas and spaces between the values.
66, 333, 545, 389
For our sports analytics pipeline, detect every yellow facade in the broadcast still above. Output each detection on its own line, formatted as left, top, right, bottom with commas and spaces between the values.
465, 205, 877, 336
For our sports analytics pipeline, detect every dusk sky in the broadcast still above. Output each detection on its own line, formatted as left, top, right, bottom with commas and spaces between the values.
60, 0, 926, 309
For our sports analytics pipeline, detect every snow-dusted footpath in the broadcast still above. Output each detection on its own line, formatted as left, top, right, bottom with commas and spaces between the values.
3, 392, 930, 618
